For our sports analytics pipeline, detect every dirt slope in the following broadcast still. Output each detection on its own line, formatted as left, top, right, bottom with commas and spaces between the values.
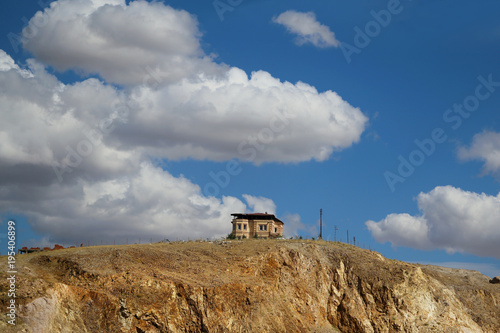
1, 240, 499, 332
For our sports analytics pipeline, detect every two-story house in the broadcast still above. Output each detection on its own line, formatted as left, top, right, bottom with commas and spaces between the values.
231, 212, 284, 239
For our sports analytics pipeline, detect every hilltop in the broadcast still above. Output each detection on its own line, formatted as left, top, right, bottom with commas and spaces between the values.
1, 239, 499, 332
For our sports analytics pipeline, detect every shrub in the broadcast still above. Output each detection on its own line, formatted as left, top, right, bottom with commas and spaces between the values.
227, 233, 236, 240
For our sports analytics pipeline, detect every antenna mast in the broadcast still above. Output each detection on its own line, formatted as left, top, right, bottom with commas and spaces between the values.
319, 208, 323, 240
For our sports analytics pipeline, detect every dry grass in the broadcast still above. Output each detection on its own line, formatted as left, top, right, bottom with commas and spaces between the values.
1, 239, 498, 331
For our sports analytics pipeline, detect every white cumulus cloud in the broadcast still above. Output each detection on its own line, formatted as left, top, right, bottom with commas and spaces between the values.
25, 162, 254, 243
242, 195, 276, 214
282, 213, 311, 238
22, 0, 222, 86
0, 51, 267, 243
122, 67, 367, 163
273, 10, 340, 48
458, 130, 500, 175
366, 186, 500, 259
19, 1, 367, 164
366, 214, 431, 250
0, 0, 368, 244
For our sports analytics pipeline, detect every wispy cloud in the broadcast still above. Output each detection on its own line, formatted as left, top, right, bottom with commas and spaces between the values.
243, 195, 276, 214
458, 130, 500, 176
273, 10, 340, 48
282, 213, 314, 238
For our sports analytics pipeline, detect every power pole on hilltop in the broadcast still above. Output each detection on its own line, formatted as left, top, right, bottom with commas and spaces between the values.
318, 209, 323, 240
334, 225, 338, 242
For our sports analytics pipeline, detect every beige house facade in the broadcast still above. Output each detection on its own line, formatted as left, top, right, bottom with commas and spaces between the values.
231, 213, 284, 239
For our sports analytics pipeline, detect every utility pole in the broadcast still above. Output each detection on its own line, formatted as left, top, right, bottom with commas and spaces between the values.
334, 225, 338, 242
353, 236, 356, 247
318, 209, 323, 240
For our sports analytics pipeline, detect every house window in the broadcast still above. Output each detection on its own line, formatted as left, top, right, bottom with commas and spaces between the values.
243, 224, 247, 230
238, 224, 241, 230
274, 228, 277, 233
259, 225, 267, 231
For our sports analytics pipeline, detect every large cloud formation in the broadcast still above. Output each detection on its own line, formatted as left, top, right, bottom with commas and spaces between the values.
0, 0, 367, 244
22, 0, 367, 164
122, 68, 366, 163
366, 186, 500, 259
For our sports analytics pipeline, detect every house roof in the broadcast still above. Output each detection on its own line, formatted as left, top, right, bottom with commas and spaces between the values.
231, 213, 284, 224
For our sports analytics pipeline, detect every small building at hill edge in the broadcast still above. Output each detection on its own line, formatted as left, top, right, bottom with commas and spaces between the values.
231, 212, 284, 239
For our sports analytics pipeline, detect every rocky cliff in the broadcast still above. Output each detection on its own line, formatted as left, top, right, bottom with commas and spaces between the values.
1, 240, 499, 332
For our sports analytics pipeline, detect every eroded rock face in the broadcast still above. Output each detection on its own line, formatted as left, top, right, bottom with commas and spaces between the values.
1, 241, 499, 332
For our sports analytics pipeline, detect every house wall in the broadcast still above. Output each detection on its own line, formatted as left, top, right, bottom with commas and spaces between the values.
232, 217, 284, 239
255, 220, 270, 238
232, 218, 251, 238
273, 223, 284, 236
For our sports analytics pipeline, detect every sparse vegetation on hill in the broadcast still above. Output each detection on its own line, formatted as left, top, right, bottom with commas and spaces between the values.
1, 239, 499, 332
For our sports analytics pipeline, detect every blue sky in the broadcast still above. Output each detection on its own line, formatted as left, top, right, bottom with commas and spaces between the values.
1, 0, 500, 277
